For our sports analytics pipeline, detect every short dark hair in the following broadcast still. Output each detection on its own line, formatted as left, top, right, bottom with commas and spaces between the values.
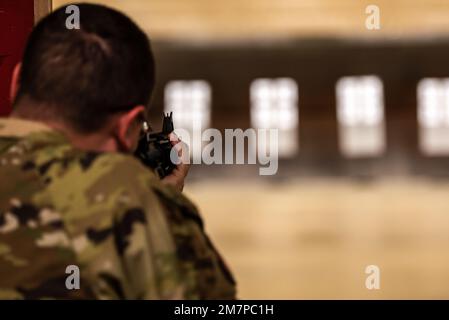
14, 3, 155, 133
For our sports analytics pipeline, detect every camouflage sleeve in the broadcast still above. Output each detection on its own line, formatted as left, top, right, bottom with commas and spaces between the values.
79, 172, 237, 300
78, 155, 236, 300
85, 179, 236, 300
112, 185, 188, 299
150, 184, 237, 300
75, 159, 188, 299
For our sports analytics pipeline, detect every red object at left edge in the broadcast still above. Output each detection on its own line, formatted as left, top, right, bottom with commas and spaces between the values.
0, 0, 34, 116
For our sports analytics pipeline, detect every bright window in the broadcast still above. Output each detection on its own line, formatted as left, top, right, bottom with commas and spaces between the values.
164, 80, 211, 133
417, 78, 449, 155
250, 78, 299, 157
336, 75, 385, 157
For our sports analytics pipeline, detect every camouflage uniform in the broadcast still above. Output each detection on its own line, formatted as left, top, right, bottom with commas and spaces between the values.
0, 117, 236, 299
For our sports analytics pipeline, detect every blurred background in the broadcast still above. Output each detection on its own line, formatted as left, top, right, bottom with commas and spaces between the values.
3, 0, 449, 298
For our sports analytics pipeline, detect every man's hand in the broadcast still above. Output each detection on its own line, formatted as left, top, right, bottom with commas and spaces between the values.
161, 133, 190, 192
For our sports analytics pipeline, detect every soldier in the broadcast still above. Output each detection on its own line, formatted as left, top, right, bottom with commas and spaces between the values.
0, 3, 236, 299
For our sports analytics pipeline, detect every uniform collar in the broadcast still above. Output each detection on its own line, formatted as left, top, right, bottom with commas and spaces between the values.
0, 117, 69, 150
0, 117, 53, 138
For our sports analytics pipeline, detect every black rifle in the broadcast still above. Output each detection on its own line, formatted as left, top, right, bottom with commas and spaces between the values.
135, 112, 177, 178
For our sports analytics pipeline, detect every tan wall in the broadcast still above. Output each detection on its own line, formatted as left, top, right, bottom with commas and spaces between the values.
53, 0, 449, 41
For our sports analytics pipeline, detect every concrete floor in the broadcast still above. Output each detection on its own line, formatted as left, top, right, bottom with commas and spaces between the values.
185, 178, 449, 299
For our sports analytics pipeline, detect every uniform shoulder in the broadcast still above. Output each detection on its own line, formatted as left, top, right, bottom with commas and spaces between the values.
76, 151, 158, 183
29, 150, 163, 222
68, 151, 162, 203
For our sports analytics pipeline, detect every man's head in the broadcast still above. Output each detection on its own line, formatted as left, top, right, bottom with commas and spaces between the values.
11, 3, 155, 152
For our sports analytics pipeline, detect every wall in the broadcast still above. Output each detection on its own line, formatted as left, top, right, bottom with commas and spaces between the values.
0, 0, 34, 116
150, 38, 449, 178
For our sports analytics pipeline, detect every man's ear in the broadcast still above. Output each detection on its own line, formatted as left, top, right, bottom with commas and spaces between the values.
114, 105, 146, 152
10, 63, 21, 103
